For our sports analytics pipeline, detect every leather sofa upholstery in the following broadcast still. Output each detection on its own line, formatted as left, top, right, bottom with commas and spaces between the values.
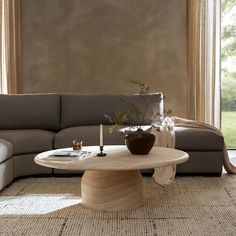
0, 93, 224, 190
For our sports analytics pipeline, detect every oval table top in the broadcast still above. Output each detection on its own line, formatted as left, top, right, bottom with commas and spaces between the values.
34, 145, 189, 171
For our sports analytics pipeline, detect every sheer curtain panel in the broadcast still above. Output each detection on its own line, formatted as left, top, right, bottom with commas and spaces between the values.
0, 0, 21, 94
187, 0, 221, 128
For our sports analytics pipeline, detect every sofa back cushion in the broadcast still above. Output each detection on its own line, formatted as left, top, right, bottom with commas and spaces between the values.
61, 93, 163, 129
0, 94, 60, 131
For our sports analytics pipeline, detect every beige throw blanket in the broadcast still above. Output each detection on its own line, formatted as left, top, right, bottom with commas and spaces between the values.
151, 118, 176, 185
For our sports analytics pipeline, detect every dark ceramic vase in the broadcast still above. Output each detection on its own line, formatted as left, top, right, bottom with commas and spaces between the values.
125, 129, 156, 155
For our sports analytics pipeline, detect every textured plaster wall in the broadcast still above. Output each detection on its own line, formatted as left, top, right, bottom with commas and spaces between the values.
21, 0, 187, 117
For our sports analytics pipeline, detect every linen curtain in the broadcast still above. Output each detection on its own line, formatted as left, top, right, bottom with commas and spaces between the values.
187, 0, 221, 128
0, 0, 21, 94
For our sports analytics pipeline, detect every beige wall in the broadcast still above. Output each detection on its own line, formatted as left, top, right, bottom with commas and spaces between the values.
21, 0, 187, 117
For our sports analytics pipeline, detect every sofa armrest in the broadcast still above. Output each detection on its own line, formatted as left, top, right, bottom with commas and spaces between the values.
0, 138, 13, 163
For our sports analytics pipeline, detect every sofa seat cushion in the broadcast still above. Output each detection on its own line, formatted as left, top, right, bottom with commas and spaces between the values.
0, 130, 55, 155
0, 138, 13, 163
54, 126, 125, 149
175, 127, 224, 151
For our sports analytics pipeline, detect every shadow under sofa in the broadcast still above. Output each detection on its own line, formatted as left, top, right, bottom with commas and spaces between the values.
0, 93, 224, 191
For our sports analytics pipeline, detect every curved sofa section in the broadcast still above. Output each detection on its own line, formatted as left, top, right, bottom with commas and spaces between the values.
0, 93, 224, 191
0, 139, 14, 190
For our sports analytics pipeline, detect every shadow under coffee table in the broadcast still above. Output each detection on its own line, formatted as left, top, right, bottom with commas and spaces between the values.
35, 145, 188, 211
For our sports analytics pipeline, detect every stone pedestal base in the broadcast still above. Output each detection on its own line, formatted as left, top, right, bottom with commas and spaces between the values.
81, 170, 143, 211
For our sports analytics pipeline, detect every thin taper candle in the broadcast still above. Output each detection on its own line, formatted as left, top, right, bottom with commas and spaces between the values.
100, 124, 103, 146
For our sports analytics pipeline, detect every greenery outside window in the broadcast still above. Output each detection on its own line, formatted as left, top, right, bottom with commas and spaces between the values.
221, 0, 236, 148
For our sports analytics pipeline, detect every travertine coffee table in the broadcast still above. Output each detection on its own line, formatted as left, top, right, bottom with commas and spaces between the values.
35, 145, 188, 211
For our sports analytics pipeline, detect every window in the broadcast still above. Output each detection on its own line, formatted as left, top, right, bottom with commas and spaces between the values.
221, 0, 236, 148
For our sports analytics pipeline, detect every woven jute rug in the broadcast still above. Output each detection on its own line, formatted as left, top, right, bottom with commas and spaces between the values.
0, 175, 236, 236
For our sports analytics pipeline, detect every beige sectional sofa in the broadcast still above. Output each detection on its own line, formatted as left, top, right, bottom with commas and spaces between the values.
0, 93, 224, 190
